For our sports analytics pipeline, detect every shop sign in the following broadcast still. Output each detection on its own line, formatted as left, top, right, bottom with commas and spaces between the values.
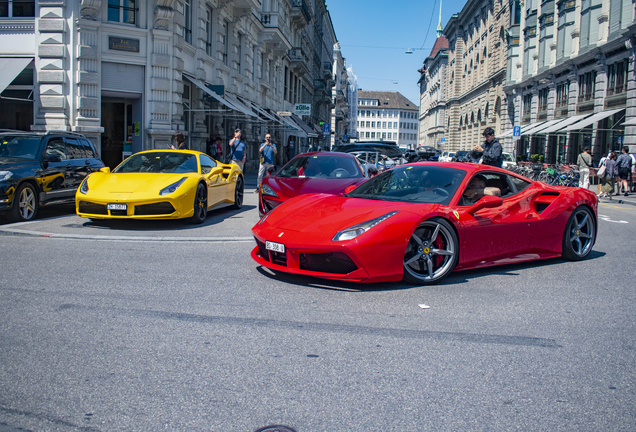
109, 37, 140, 53
294, 103, 311, 116
277, 111, 292, 116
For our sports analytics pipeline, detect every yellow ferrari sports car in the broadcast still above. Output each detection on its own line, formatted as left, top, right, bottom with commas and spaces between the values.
75, 150, 244, 223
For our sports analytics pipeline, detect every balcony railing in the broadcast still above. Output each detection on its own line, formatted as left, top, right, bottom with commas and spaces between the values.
607, 84, 625, 97
290, 0, 311, 23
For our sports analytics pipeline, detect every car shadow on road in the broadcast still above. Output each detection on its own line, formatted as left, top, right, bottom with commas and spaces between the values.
255, 250, 607, 292
79, 204, 257, 232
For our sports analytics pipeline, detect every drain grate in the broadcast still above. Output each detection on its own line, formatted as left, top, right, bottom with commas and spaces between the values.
254, 426, 297, 432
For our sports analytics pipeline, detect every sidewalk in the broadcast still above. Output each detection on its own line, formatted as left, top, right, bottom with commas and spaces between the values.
587, 182, 636, 207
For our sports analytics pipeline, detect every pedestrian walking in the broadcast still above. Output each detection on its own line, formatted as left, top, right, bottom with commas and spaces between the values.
257, 134, 277, 191
600, 152, 619, 201
474, 127, 502, 167
616, 146, 632, 196
207, 136, 223, 160
577, 146, 593, 189
229, 129, 246, 170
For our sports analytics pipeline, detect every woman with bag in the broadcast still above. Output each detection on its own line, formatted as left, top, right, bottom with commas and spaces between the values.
599, 152, 619, 201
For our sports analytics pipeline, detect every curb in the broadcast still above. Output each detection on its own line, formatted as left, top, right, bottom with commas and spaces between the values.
0, 227, 254, 242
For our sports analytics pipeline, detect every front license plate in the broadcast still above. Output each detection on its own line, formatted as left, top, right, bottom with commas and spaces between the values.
266, 241, 285, 253
107, 203, 127, 210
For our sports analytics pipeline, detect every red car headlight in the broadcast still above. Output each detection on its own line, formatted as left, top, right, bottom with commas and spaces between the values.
332, 211, 400, 241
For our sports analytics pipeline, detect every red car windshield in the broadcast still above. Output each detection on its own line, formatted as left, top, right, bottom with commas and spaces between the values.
277, 155, 363, 179
347, 165, 466, 205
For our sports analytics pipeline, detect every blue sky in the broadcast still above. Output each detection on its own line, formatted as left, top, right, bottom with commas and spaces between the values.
327, 0, 469, 106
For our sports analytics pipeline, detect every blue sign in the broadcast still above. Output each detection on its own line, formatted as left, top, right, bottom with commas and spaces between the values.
343, 133, 348, 141
323, 123, 330, 134
513, 126, 521, 137
440, 137, 445, 144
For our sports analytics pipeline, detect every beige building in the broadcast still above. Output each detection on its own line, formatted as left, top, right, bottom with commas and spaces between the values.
418, 35, 449, 149
442, 0, 509, 152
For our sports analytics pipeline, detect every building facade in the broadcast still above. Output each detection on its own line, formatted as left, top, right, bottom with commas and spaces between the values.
356, 90, 419, 149
442, 0, 510, 153
330, 41, 350, 148
418, 35, 449, 150
502, 0, 636, 163
0, 0, 344, 169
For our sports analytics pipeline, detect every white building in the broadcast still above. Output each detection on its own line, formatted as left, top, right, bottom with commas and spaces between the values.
356, 90, 419, 149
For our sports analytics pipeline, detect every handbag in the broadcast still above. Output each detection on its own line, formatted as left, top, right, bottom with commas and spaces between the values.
597, 164, 606, 177
259, 151, 265, 164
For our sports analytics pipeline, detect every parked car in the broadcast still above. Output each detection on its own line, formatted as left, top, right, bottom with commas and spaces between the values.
439, 151, 456, 162
259, 152, 368, 216
502, 152, 515, 169
452, 150, 470, 162
332, 141, 405, 159
0, 130, 104, 222
416, 146, 440, 160
76, 150, 243, 223
252, 162, 598, 285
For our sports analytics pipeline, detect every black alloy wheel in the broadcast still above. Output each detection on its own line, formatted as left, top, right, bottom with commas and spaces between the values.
562, 206, 596, 260
9, 183, 39, 222
232, 175, 244, 209
402, 218, 458, 285
189, 183, 207, 224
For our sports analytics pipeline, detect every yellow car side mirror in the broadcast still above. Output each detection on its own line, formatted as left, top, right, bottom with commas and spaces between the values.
100, 167, 111, 173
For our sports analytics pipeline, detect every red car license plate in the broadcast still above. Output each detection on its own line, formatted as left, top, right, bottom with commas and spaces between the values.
266, 241, 285, 253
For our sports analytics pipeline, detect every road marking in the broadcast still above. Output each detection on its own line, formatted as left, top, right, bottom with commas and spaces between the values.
598, 214, 629, 224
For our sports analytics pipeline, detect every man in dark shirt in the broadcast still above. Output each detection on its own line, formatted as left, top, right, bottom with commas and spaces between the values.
474, 127, 502, 167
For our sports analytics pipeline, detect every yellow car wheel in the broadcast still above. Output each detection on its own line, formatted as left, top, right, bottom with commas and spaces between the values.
232, 175, 244, 209
189, 183, 207, 224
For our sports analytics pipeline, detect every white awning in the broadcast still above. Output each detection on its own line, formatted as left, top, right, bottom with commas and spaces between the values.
237, 96, 283, 123
183, 74, 241, 113
519, 121, 547, 136
224, 92, 261, 119
522, 119, 562, 136
539, 114, 591, 134
291, 114, 319, 137
279, 115, 307, 138
564, 108, 624, 131
0, 57, 32, 94
496, 129, 514, 138
621, 117, 636, 126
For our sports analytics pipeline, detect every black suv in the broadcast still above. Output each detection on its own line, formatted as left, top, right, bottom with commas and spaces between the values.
0, 130, 104, 222
332, 141, 405, 159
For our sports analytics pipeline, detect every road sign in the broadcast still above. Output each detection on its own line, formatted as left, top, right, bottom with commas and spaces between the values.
440, 137, 445, 144
323, 123, 330, 134
513, 126, 521, 140
277, 111, 292, 116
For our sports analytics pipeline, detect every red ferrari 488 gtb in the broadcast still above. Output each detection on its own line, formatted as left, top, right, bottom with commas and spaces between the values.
251, 162, 598, 285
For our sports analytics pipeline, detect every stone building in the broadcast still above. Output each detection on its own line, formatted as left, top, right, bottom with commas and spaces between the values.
330, 41, 349, 148
502, 0, 636, 163
0, 0, 343, 169
441, 0, 509, 152
356, 90, 419, 149
417, 33, 449, 149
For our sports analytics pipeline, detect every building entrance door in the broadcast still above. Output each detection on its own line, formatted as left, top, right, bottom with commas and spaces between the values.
101, 97, 142, 169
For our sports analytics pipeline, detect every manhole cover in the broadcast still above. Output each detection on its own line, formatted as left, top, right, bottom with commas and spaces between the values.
254, 426, 297, 432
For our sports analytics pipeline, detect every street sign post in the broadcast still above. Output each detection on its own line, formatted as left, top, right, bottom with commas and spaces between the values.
513, 126, 521, 140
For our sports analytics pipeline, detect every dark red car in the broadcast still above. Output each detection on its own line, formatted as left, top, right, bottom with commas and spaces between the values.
258, 152, 368, 216
252, 162, 598, 285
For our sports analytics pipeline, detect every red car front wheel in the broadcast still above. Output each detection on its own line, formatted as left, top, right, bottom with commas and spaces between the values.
403, 218, 458, 285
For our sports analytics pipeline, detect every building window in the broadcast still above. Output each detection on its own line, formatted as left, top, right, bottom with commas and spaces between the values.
107, 0, 136, 24
366, 132, 370, 138
578, 71, 596, 102
183, 0, 192, 43
382, 132, 386, 139
205, 7, 213, 56
371, 132, 375, 138
523, 93, 532, 118
366, 121, 370, 127
0, 0, 35, 16
556, 80, 569, 108
221, 20, 229, 65
607, 59, 628, 96
579, 0, 603, 49
236, 33, 242, 72
393, 122, 397, 128
371, 121, 375, 128
538, 88, 548, 113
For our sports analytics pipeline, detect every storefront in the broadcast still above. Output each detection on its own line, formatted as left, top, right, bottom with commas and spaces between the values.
0, 58, 34, 131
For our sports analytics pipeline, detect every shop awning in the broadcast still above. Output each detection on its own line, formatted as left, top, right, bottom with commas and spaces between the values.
539, 113, 591, 134
291, 114, 319, 137
183, 74, 242, 113
223, 92, 261, 119
522, 119, 563, 136
0, 57, 32, 94
621, 117, 636, 126
237, 96, 283, 124
278, 115, 307, 138
564, 108, 624, 131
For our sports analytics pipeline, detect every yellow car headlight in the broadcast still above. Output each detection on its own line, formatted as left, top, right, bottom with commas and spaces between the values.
160, 177, 187, 195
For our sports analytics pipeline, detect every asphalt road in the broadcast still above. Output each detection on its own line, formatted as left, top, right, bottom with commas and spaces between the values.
1, 195, 635, 432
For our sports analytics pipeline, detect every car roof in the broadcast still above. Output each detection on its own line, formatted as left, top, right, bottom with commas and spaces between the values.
293, 151, 355, 158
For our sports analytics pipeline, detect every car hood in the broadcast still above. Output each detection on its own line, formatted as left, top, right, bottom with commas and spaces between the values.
87, 172, 195, 193
268, 176, 364, 197
260, 193, 428, 235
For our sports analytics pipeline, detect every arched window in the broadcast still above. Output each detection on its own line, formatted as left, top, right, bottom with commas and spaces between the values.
460, 116, 463, 126
471, 112, 475, 123
477, 109, 482, 122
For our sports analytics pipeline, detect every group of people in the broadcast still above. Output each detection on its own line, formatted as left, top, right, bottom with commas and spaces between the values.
577, 146, 634, 201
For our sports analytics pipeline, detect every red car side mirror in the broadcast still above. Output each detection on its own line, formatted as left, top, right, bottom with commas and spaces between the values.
468, 195, 503, 215
344, 185, 357, 195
